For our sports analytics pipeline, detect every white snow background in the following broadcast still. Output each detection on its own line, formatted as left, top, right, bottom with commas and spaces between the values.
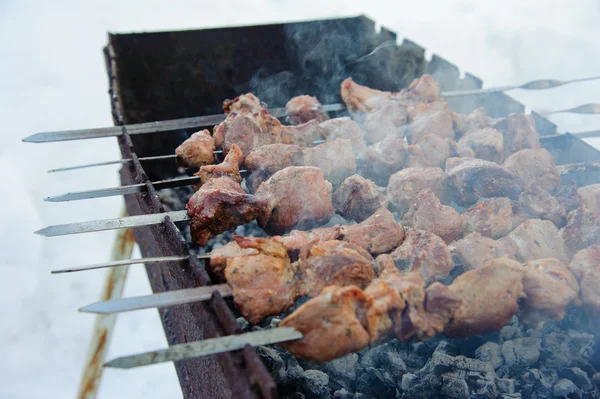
1, 0, 599, 398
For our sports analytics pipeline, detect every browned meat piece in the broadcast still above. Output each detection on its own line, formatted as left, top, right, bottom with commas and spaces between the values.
222, 93, 264, 114
279, 285, 371, 363
517, 183, 567, 227
358, 135, 409, 185
255, 166, 334, 235
569, 246, 600, 313
518, 258, 579, 328
446, 157, 524, 206
462, 197, 515, 239
402, 190, 463, 243
408, 134, 451, 168
243, 144, 304, 193
421, 283, 462, 340
280, 119, 325, 147
386, 167, 446, 216
302, 139, 357, 186
407, 100, 454, 144
553, 183, 582, 215
362, 272, 405, 344
225, 237, 298, 324
406, 74, 441, 102
286, 95, 329, 125
195, 143, 243, 185
451, 232, 518, 270
493, 114, 541, 157
363, 101, 408, 144
332, 174, 385, 222
562, 204, 600, 259
298, 240, 375, 297
207, 241, 258, 281
275, 226, 341, 258
319, 117, 368, 156
457, 127, 504, 163
213, 110, 281, 156
339, 208, 405, 255
175, 130, 216, 168
444, 258, 525, 337
187, 177, 267, 246
451, 107, 492, 137
447, 138, 476, 158
389, 229, 454, 283
577, 184, 600, 214
503, 148, 560, 192
341, 77, 392, 114
503, 219, 569, 263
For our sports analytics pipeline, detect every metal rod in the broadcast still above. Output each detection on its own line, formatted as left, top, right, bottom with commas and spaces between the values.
543, 103, 600, 115
48, 154, 178, 173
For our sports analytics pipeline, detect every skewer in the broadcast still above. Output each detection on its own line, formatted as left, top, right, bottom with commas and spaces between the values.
23, 77, 600, 144
542, 103, 600, 115
52, 254, 207, 274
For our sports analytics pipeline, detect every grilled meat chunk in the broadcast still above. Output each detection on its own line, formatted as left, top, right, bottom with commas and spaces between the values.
213, 110, 281, 156
407, 100, 454, 144
389, 229, 454, 283
362, 272, 406, 344
444, 258, 525, 338
280, 119, 325, 147
358, 135, 409, 186
562, 204, 600, 259
446, 157, 524, 206
402, 190, 463, 243
302, 139, 357, 186
222, 93, 264, 114
517, 183, 567, 227
255, 166, 334, 235
462, 197, 514, 239
299, 240, 375, 297
279, 285, 371, 363
451, 107, 492, 137
554, 183, 582, 214
518, 258, 579, 328
332, 174, 385, 222
386, 167, 446, 216
275, 226, 341, 258
207, 241, 258, 281
451, 232, 518, 270
225, 237, 298, 324
569, 246, 600, 313
244, 144, 304, 192
175, 130, 216, 168
341, 77, 392, 114
493, 113, 541, 157
457, 127, 504, 163
195, 143, 244, 184
406, 74, 441, 102
408, 134, 451, 168
187, 177, 267, 246
502, 219, 569, 263
285, 95, 329, 125
339, 208, 405, 255
319, 117, 367, 156
577, 184, 600, 214
363, 100, 408, 144
504, 148, 560, 192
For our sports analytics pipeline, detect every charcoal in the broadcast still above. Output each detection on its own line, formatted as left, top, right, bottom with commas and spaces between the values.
558, 368, 592, 391
466, 370, 498, 398
400, 373, 416, 391
324, 353, 358, 391
332, 388, 352, 399
496, 378, 516, 394
359, 342, 407, 379
285, 393, 306, 399
441, 371, 470, 399
500, 394, 522, 399
501, 338, 541, 371
499, 323, 523, 342
522, 369, 557, 399
236, 317, 249, 331
355, 367, 397, 399
299, 370, 330, 399
593, 373, 600, 387
553, 379, 582, 399
476, 342, 504, 371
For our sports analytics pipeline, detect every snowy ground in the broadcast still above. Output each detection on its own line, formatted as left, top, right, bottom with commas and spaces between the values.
1, 1, 599, 398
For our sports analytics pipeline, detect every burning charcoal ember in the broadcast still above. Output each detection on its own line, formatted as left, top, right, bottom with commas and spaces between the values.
386, 167, 447, 216
207, 241, 259, 281
562, 204, 600, 259
445, 157, 524, 206
281, 119, 326, 147
408, 134, 452, 168
450, 232, 518, 271
187, 177, 268, 246
493, 113, 541, 157
225, 236, 300, 324
222, 92, 264, 114
518, 258, 579, 328
195, 143, 244, 184
457, 127, 505, 163
279, 285, 371, 363
285, 95, 329, 125
444, 258, 525, 338
302, 139, 357, 186
339, 208, 405, 256
213, 109, 282, 156
299, 240, 375, 297
407, 100, 454, 144
174, 129, 216, 168
451, 107, 492, 137
461, 197, 515, 239
402, 190, 463, 243
244, 143, 304, 192
341, 77, 393, 114
502, 219, 569, 263
358, 135, 409, 186
406, 73, 441, 102
568, 246, 600, 313
517, 183, 567, 227
355, 368, 397, 399
363, 100, 408, 144
388, 229, 454, 283
577, 184, 600, 214
332, 175, 385, 222
255, 166, 335, 235
319, 117, 367, 156
503, 148, 561, 192
274, 226, 341, 257
298, 370, 330, 399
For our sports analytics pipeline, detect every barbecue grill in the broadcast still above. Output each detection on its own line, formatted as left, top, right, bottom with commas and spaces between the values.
28, 15, 600, 399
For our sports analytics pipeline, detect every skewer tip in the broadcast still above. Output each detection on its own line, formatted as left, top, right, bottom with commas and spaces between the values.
79, 302, 111, 314
34, 227, 52, 237
22, 134, 43, 143
104, 357, 134, 369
